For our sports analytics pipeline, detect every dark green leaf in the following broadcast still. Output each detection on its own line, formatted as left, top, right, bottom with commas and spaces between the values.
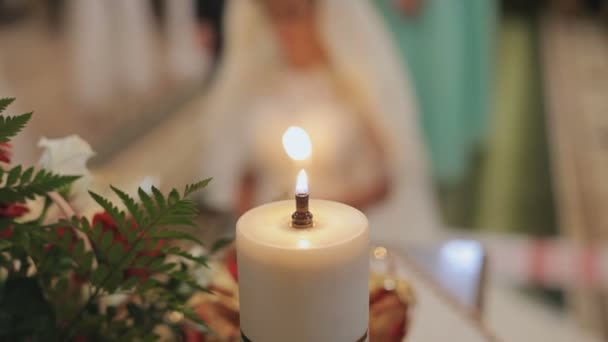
80, 251, 94, 272
156, 216, 197, 227
60, 228, 73, 250
211, 237, 233, 253
72, 239, 85, 259
184, 177, 212, 197
6, 165, 22, 186
88, 191, 122, 226
0, 111, 32, 143
111, 185, 144, 226
20, 167, 34, 183
182, 307, 209, 333
138, 187, 156, 218
0, 240, 11, 250
0, 98, 15, 113
147, 258, 165, 271
107, 244, 123, 264
55, 277, 69, 292
92, 223, 103, 241
168, 189, 180, 206
163, 246, 181, 254
151, 230, 203, 245
153, 262, 176, 273
139, 278, 160, 293
90, 264, 109, 284
168, 251, 208, 267
80, 217, 91, 233
0, 169, 79, 202
100, 231, 113, 252
104, 271, 123, 291
122, 249, 138, 266
133, 255, 152, 268
122, 276, 139, 290
151, 186, 166, 210
127, 228, 138, 244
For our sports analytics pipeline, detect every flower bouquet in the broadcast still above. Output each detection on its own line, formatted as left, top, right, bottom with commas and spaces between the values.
0, 98, 223, 341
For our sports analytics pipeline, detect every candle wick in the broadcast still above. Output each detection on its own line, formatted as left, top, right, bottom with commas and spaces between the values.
291, 193, 313, 229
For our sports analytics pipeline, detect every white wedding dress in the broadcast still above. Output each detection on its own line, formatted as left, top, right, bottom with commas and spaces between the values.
201, 0, 441, 243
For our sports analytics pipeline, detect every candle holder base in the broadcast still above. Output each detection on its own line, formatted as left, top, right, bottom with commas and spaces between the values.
291, 193, 313, 228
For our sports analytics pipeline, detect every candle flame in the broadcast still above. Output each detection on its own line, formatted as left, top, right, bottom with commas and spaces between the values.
282, 126, 312, 161
296, 169, 308, 195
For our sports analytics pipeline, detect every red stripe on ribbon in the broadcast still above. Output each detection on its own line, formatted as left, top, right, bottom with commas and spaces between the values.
581, 246, 598, 287
530, 240, 546, 284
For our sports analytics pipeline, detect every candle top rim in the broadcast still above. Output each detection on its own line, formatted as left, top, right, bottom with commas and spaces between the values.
237, 199, 368, 250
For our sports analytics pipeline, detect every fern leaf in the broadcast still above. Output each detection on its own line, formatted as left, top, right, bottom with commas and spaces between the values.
168, 189, 180, 206
165, 250, 208, 267
133, 255, 153, 268
100, 231, 113, 252
79, 217, 91, 233
151, 186, 166, 210
183, 178, 212, 197
106, 244, 124, 264
6, 165, 21, 186
0, 98, 15, 113
181, 307, 209, 333
90, 264, 109, 285
137, 187, 156, 218
211, 237, 233, 253
19, 167, 33, 184
110, 186, 145, 226
0, 111, 32, 143
72, 239, 85, 260
122, 277, 139, 291
91, 223, 104, 241
88, 191, 123, 226
80, 251, 94, 273
150, 230, 203, 246
0, 168, 79, 202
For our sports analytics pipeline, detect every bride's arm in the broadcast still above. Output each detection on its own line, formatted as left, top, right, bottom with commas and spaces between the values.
336, 111, 392, 211
337, 176, 389, 211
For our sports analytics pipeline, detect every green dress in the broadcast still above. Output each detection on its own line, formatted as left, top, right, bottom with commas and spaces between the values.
374, 0, 497, 186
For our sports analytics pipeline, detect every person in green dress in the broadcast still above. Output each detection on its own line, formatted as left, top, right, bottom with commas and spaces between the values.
374, 0, 497, 187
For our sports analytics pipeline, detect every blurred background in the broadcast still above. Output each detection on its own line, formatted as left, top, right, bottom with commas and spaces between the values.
1, 0, 608, 340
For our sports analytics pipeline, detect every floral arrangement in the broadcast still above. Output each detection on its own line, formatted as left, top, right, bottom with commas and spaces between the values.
0, 98, 226, 341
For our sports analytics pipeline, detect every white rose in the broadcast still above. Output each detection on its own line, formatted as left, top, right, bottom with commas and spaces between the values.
38, 135, 95, 196
18, 135, 96, 222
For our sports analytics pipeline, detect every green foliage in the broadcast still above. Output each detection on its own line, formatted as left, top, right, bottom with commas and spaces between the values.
47, 180, 216, 340
0, 100, 78, 203
184, 178, 212, 197
0, 99, 228, 341
0, 98, 32, 143
0, 166, 80, 203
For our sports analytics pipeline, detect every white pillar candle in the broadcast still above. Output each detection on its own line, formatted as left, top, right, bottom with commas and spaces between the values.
236, 199, 369, 342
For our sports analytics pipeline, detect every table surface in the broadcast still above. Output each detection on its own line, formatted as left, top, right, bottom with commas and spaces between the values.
402, 240, 486, 316
371, 243, 495, 341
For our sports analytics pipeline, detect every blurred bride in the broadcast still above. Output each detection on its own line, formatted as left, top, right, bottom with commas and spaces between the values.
201, 0, 440, 242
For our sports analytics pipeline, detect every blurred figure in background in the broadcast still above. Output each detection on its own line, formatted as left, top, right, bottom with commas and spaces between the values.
375, 0, 497, 227
375, 0, 497, 188
196, 0, 225, 59
201, 0, 440, 242
166, 0, 211, 83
